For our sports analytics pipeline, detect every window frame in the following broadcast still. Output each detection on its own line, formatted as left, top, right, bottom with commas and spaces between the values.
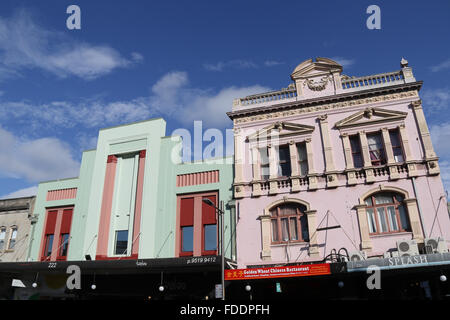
0, 227, 6, 251
270, 204, 309, 245
367, 132, 386, 166
296, 142, 309, 176
7, 226, 17, 250
277, 144, 292, 178
389, 129, 405, 163
259, 147, 270, 180
349, 134, 364, 168
365, 193, 411, 236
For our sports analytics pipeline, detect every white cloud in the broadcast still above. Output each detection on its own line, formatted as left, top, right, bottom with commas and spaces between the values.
0, 126, 80, 182
203, 59, 258, 72
0, 71, 269, 129
0, 9, 141, 80
264, 60, 284, 67
0, 186, 38, 199
430, 122, 450, 192
177, 85, 271, 127
330, 56, 355, 68
422, 88, 450, 114
430, 58, 450, 72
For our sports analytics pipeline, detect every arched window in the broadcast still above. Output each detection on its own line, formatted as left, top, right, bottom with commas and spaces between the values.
270, 203, 309, 243
364, 192, 410, 235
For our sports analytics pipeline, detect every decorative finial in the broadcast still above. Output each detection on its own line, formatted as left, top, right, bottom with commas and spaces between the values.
400, 57, 408, 68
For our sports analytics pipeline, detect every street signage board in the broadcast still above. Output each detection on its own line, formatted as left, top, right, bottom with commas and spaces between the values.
225, 263, 331, 280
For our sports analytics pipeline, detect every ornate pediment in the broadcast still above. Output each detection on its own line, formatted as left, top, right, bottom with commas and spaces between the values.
291, 57, 343, 80
334, 107, 407, 129
247, 121, 315, 142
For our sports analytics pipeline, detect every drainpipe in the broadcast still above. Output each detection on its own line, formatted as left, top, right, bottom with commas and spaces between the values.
411, 177, 427, 239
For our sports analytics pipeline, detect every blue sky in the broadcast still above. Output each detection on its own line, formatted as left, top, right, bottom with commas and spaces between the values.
0, 0, 449, 198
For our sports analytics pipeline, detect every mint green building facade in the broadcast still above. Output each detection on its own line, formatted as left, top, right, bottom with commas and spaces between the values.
27, 118, 234, 263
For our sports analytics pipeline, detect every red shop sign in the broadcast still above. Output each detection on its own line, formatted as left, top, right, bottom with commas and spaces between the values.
225, 263, 331, 280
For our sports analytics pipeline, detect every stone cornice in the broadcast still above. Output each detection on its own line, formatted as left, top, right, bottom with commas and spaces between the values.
228, 81, 422, 124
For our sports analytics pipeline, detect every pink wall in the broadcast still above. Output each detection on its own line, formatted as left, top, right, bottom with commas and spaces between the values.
234, 97, 450, 268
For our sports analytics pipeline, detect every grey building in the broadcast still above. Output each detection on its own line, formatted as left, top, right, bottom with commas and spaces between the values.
0, 196, 36, 262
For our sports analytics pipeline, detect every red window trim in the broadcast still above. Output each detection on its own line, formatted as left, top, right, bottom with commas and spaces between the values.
270, 204, 309, 245
176, 191, 219, 257
366, 193, 411, 236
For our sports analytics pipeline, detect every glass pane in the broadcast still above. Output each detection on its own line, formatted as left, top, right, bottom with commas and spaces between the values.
0, 229, 5, 250
300, 215, 309, 241
271, 220, 278, 242
259, 148, 269, 164
377, 207, 388, 232
204, 224, 217, 251
280, 205, 296, 216
387, 206, 398, 231
45, 235, 54, 257
281, 218, 289, 241
115, 230, 128, 255
59, 234, 70, 256
181, 226, 193, 252
366, 209, 376, 233
279, 146, 290, 161
289, 218, 298, 241
261, 165, 270, 180
374, 194, 393, 204
389, 130, 401, 147
393, 148, 404, 162
299, 160, 308, 176
353, 154, 363, 168
350, 135, 361, 152
398, 205, 410, 231
364, 197, 373, 206
280, 162, 291, 177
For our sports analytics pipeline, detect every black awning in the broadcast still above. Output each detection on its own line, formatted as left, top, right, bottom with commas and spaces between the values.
0, 256, 225, 276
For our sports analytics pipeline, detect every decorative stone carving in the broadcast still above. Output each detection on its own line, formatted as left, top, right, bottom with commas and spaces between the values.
303, 76, 330, 91
233, 90, 418, 125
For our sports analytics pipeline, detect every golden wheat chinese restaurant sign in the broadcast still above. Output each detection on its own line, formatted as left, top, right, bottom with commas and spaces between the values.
225, 263, 331, 280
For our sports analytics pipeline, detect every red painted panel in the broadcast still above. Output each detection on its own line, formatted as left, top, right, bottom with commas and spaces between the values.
180, 197, 194, 226
202, 195, 217, 225
60, 209, 73, 234
45, 210, 58, 234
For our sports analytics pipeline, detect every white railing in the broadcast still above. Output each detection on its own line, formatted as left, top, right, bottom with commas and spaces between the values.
341, 71, 404, 90
236, 86, 297, 106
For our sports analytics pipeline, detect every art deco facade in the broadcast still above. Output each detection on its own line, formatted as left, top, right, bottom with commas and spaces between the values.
227, 57, 450, 269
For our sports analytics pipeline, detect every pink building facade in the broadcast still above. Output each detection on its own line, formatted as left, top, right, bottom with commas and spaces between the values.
228, 58, 450, 269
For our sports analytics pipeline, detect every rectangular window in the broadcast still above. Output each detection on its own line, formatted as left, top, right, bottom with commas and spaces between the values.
376, 208, 388, 233
387, 206, 399, 231
181, 226, 194, 252
349, 135, 363, 168
389, 129, 405, 162
8, 227, 17, 250
297, 143, 308, 176
44, 234, 54, 258
259, 147, 270, 180
281, 218, 289, 241
277, 145, 291, 177
367, 133, 386, 166
0, 228, 5, 251
271, 220, 279, 242
204, 224, 217, 252
366, 208, 377, 233
59, 234, 70, 257
114, 230, 128, 255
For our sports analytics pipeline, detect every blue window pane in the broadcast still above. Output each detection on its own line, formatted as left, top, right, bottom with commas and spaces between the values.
115, 230, 128, 255
45, 234, 54, 257
204, 224, 217, 251
59, 234, 70, 256
182, 226, 193, 252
